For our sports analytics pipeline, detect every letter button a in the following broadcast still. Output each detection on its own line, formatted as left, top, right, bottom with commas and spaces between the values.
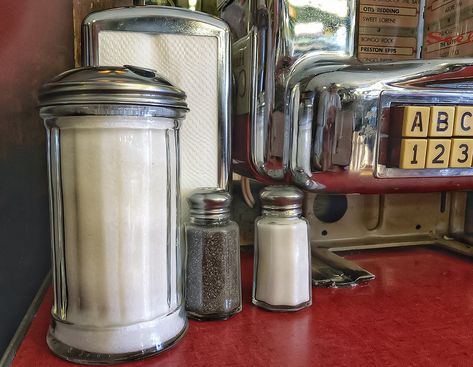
402, 106, 430, 138
454, 106, 473, 137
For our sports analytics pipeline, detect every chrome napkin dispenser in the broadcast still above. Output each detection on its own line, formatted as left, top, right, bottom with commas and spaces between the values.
223, 0, 473, 286
82, 6, 231, 219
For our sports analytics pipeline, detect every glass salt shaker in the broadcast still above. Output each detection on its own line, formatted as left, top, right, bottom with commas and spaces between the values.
253, 185, 312, 311
185, 188, 242, 320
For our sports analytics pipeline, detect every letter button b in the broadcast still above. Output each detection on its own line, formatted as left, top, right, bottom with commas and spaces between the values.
428, 106, 454, 137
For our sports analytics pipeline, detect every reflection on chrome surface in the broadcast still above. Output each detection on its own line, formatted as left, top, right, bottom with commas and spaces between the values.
224, 0, 355, 181
223, 0, 473, 191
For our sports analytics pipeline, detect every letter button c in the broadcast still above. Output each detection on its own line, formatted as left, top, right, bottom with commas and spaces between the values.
454, 106, 473, 136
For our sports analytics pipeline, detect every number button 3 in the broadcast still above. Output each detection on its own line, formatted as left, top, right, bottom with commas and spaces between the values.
450, 139, 473, 168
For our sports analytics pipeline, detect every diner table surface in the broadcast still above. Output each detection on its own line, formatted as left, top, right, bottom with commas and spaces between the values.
10, 246, 473, 367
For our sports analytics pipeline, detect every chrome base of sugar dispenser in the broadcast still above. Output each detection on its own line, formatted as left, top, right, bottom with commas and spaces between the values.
47, 305, 188, 365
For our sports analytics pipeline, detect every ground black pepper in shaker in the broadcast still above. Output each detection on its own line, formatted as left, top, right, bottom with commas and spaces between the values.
185, 188, 242, 320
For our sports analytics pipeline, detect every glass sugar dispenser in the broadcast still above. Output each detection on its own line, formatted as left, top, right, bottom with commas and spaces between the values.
253, 185, 312, 311
185, 188, 242, 320
38, 65, 189, 364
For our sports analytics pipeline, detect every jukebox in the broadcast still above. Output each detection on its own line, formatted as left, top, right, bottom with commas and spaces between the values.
222, 0, 473, 286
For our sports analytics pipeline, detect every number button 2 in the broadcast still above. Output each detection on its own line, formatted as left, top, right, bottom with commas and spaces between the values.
426, 139, 451, 168
450, 139, 473, 168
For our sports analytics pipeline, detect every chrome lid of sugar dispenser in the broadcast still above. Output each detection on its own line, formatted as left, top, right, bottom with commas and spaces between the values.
260, 185, 304, 211
188, 188, 232, 220
38, 65, 188, 118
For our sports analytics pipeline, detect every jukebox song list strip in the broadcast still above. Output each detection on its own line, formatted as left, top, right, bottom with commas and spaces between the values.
358, 0, 420, 62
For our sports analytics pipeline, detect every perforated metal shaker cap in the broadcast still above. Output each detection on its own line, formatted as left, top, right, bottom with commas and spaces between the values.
38, 65, 188, 118
188, 188, 232, 220
260, 185, 304, 212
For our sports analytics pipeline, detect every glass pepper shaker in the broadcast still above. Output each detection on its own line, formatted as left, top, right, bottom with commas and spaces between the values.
253, 185, 312, 311
185, 188, 242, 320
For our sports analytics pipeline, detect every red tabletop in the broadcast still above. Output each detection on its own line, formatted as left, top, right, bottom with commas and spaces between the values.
11, 247, 473, 366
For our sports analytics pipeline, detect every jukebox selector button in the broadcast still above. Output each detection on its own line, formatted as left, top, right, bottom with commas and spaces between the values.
425, 139, 451, 169
454, 106, 473, 137
449, 139, 473, 168
399, 139, 427, 169
401, 106, 430, 138
428, 106, 455, 137
389, 105, 473, 170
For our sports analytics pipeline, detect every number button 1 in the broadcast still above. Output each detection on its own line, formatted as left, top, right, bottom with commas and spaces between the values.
426, 139, 451, 168
449, 139, 473, 168
400, 139, 427, 169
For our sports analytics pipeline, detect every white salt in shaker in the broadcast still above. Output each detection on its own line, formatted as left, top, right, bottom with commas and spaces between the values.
252, 185, 312, 311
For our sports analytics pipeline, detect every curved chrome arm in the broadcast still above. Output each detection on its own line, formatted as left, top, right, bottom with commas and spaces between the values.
223, 0, 356, 182
289, 87, 325, 190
